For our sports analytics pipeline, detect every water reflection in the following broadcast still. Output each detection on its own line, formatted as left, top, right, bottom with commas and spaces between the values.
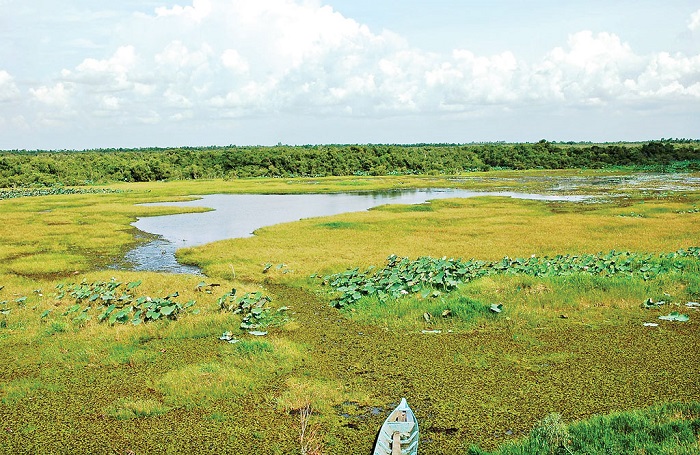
125, 189, 590, 274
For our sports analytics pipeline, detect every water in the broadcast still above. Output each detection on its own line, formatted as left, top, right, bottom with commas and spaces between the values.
125, 189, 590, 274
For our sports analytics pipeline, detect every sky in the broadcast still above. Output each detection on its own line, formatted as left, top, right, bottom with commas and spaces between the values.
1, 0, 699, 150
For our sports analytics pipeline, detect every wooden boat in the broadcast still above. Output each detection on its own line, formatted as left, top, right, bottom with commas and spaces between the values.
372, 398, 419, 455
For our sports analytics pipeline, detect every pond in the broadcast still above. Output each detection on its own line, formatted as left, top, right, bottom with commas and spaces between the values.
124, 189, 591, 274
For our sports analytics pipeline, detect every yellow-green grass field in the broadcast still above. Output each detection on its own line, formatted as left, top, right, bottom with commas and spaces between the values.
0, 170, 699, 454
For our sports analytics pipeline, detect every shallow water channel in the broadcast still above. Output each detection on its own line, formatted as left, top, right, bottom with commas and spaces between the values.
125, 189, 590, 274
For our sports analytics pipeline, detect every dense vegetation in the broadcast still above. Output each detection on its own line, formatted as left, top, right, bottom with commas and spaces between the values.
323, 248, 700, 308
1, 170, 698, 453
1, 140, 699, 186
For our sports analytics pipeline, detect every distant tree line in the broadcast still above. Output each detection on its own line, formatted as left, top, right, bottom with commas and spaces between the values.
0, 140, 698, 187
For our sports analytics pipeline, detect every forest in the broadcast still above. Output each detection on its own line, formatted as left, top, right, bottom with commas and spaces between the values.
1, 140, 698, 187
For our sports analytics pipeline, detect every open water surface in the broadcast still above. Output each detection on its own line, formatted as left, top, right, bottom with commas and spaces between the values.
125, 189, 590, 273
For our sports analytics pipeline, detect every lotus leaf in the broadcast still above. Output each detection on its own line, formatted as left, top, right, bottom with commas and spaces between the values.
163, 305, 179, 317
658, 312, 689, 322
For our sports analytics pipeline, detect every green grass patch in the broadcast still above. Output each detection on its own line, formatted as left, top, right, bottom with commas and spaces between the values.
344, 294, 494, 331
373, 202, 435, 212
468, 402, 700, 455
104, 398, 171, 420
1, 377, 64, 404
315, 221, 364, 229
156, 338, 304, 409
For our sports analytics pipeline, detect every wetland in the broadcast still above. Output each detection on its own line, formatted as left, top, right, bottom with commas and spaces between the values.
127, 189, 591, 273
0, 170, 698, 454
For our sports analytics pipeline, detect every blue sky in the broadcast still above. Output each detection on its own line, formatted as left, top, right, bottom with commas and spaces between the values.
1, 0, 699, 150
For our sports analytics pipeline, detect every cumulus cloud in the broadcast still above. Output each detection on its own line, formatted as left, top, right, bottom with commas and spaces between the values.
0, 70, 20, 102
59, 2, 700, 119
529, 31, 642, 104
63, 45, 138, 92
3, 0, 700, 147
30, 83, 71, 106
689, 9, 700, 31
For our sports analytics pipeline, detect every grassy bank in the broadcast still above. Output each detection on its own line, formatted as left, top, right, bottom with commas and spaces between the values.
0, 171, 698, 453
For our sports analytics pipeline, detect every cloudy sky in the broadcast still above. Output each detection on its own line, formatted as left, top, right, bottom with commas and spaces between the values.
1, 0, 699, 150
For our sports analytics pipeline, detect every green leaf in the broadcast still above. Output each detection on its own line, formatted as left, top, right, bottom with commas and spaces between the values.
98, 304, 116, 322
40, 309, 52, 318
160, 305, 176, 316
127, 280, 142, 290
659, 312, 689, 322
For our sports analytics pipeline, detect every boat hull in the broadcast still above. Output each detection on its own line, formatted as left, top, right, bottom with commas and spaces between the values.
372, 398, 419, 455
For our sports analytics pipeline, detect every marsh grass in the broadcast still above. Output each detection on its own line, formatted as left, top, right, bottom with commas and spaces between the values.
468, 403, 700, 454
277, 376, 361, 415
157, 338, 304, 409
340, 270, 696, 332
0, 173, 699, 453
182, 194, 700, 282
105, 398, 171, 420
1, 377, 64, 404
344, 294, 494, 331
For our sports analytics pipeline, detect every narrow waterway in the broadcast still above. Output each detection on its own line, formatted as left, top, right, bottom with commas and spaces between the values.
124, 189, 590, 274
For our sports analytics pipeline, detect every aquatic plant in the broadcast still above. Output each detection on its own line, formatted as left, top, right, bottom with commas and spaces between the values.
323, 248, 700, 308
218, 289, 283, 330
0, 187, 124, 200
55, 278, 197, 325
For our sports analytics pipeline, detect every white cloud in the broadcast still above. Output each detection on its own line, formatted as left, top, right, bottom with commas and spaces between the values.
528, 31, 641, 104
0, 70, 20, 102
155, 41, 212, 70
100, 95, 121, 110
64, 45, 138, 93
689, 9, 700, 31
155, 0, 212, 22
627, 52, 700, 98
2, 0, 700, 148
220, 49, 249, 75
24, 3, 700, 114
30, 82, 71, 106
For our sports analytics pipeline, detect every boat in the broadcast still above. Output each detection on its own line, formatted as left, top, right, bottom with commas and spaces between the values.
372, 398, 419, 455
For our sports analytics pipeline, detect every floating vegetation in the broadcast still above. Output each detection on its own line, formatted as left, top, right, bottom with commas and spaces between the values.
323, 248, 700, 308
54, 278, 197, 326
219, 331, 240, 343
0, 187, 125, 200
658, 312, 689, 322
262, 263, 289, 274
641, 298, 666, 309
218, 289, 287, 330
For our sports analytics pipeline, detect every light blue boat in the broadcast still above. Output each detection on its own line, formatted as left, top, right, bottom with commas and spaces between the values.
372, 398, 419, 455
